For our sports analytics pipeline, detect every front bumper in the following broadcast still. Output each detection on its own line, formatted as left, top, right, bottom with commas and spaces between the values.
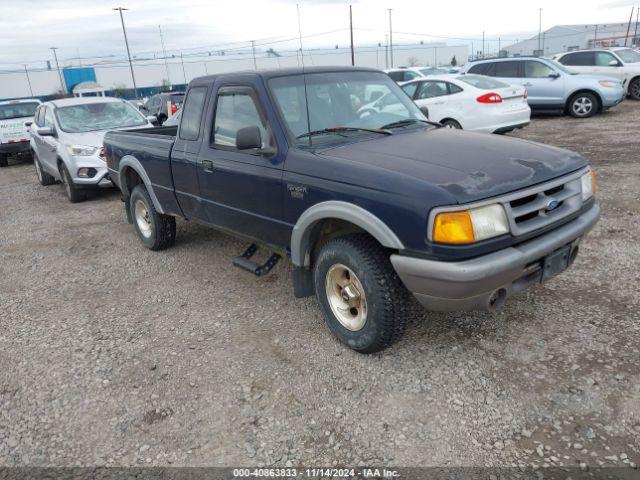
601, 87, 626, 108
67, 155, 112, 188
390, 203, 600, 311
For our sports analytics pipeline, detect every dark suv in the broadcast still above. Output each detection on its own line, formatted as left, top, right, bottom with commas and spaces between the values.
139, 92, 185, 125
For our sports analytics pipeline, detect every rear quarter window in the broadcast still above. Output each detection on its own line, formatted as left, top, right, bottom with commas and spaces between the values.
179, 87, 207, 141
494, 61, 520, 77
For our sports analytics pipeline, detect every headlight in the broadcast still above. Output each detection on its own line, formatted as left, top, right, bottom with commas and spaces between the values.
598, 80, 619, 88
581, 169, 596, 201
66, 145, 98, 156
432, 204, 510, 244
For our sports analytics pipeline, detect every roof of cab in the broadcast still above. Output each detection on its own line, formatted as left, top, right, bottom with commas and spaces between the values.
189, 66, 382, 87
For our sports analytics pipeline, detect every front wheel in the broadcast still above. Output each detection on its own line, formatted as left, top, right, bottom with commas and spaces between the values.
129, 184, 176, 250
568, 92, 598, 118
0, 153, 8, 168
34, 154, 56, 186
60, 163, 86, 203
629, 78, 640, 100
441, 119, 462, 129
313, 234, 410, 353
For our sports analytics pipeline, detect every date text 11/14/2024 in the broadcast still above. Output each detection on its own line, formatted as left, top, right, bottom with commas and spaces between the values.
232, 467, 400, 478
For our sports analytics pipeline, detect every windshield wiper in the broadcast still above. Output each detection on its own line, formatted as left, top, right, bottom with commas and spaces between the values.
381, 118, 442, 129
296, 126, 392, 140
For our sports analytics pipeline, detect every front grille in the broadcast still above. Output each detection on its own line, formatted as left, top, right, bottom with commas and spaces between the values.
501, 170, 584, 236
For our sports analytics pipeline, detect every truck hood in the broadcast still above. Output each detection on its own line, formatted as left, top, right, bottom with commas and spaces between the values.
317, 128, 587, 204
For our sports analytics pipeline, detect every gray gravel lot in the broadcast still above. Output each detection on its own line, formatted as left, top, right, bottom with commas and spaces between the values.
0, 102, 639, 469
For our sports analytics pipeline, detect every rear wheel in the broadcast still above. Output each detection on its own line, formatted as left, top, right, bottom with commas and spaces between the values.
59, 163, 86, 203
129, 184, 176, 250
34, 154, 55, 186
0, 153, 8, 168
313, 234, 410, 353
568, 92, 598, 118
629, 78, 640, 100
441, 119, 462, 129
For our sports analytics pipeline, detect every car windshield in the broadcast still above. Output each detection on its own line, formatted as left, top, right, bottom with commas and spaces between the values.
268, 71, 426, 144
169, 94, 185, 105
615, 48, 640, 63
457, 75, 508, 89
55, 102, 148, 133
0, 102, 39, 120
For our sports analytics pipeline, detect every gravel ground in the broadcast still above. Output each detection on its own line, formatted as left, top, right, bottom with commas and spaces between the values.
0, 101, 638, 469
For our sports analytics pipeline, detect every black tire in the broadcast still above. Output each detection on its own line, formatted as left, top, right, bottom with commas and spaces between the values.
629, 77, 640, 100
59, 162, 86, 203
313, 234, 410, 353
0, 153, 8, 168
129, 184, 176, 250
441, 119, 462, 129
567, 92, 598, 118
34, 154, 55, 186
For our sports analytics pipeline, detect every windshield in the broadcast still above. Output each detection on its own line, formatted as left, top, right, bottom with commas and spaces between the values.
615, 48, 640, 63
457, 75, 508, 89
0, 102, 39, 121
55, 102, 148, 133
268, 71, 426, 144
169, 93, 185, 105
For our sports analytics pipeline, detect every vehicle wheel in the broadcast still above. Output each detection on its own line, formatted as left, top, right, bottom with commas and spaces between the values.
157, 114, 167, 125
59, 162, 86, 203
441, 119, 462, 129
129, 184, 176, 250
0, 153, 8, 168
34, 154, 55, 186
313, 234, 410, 353
629, 78, 640, 100
568, 92, 598, 118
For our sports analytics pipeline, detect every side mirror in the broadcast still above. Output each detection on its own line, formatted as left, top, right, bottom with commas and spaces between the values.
37, 126, 54, 137
419, 106, 430, 118
236, 125, 262, 150
146, 115, 159, 126
25, 121, 33, 127
548, 72, 561, 79
609, 59, 621, 67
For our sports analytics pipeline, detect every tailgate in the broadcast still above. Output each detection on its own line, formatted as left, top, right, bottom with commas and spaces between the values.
0, 117, 31, 144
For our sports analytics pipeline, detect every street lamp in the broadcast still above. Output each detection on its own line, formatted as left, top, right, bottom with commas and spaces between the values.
49, 47, 65, 93
113, 7, 139, 99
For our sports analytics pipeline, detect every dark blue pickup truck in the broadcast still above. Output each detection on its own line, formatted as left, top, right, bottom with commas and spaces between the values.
104, 66, 600, 353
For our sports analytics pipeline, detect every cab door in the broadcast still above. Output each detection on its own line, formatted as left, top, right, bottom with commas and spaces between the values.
196, 83, 288, 248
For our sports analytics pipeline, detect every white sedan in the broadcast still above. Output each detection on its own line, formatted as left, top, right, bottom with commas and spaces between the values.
401, 75, 531, 134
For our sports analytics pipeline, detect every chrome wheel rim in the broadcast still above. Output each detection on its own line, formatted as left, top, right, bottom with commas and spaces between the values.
325, 263, 367, 331
573, 97, 593, 116
134, 199, 153, 238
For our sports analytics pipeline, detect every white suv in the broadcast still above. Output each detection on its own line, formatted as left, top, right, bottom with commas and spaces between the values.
553, 47, 640, 99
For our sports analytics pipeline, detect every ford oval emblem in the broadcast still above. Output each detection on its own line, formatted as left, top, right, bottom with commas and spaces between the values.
546, 199, 559, 211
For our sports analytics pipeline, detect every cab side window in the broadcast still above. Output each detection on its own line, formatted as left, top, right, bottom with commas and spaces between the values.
44, 108, 55, 128
35, 107, 45, 127
179, 87, 207, 141
213, 89, 267, 149
559, 52, 594, 66
494, 61, 520, 77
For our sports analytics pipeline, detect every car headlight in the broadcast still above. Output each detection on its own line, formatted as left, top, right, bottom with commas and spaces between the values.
581, 169, 596, 201
432, 204, 510, 244
66, 145, 98, 156
598, 80, 619, 88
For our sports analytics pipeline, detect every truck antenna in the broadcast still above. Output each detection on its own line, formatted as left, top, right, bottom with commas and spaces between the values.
297, 3, 313, 147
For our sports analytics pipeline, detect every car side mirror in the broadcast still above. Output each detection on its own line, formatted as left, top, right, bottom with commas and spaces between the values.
419, 106, 430, 118
548, 72, 561, 79
608, 59, 621, 67
37, 126, 54, 137
236, 125, 262, 150
146, 115, 159, 126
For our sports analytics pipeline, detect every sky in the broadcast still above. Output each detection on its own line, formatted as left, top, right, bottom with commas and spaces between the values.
0, 0, 638, 69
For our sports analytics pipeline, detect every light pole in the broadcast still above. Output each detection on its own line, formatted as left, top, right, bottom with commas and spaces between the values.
251, 40, 257, 70
387, 9, 393, 68
538, 8, 542, 54
113, 7, 139, 99
23, 65, 34, 97
49, 47, 65, 93
159, 25, 171, 85
349, 5, 355, 66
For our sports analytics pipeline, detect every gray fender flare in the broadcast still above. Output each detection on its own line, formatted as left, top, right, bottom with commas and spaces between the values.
118, 156, 165, 214
290, 200, 404, 267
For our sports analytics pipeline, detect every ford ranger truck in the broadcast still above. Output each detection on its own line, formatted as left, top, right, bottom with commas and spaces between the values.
103, 67, 600, 353
0, 99, 41, 167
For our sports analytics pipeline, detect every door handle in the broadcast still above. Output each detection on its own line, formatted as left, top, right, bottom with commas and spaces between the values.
202, 160, 214, 171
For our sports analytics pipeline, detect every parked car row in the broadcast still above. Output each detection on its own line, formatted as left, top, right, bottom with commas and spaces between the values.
2, 66, 601, 353
0, 99, 41, 167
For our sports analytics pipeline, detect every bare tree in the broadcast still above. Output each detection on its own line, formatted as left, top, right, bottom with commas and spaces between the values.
451, 55, 458, 67
407, 56, 420, 66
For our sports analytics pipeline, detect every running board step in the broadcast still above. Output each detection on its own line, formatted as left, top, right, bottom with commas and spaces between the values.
233, 243, 281, 276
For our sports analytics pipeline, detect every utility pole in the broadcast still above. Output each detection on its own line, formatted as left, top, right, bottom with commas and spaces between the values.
49, 47, 65, 93
23, 65, 34, 97
625, 6, 635, 46
349, 5, 355, 66
634, 6, 639, 46
384, 34, 389, 68
482, 31, 485, 58
538, 8, 542, 53
594, 24, 598, 47
113, 7, 139, 99
180, 53, 187, 83
498, 37, 501, 55
542, 31, 546, 53
387, 9, 393, 68
250, 40, 257, 70
159, 25, 171, 85
471, 41, 474, 61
